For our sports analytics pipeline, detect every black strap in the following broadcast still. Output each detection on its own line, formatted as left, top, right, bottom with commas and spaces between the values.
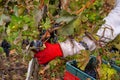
79, 41, 89, 50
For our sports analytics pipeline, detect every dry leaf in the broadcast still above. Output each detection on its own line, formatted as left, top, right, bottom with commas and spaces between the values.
10, 49, 16, 55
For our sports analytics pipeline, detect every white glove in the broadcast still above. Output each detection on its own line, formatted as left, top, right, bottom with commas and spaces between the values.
59, 39, 85, 57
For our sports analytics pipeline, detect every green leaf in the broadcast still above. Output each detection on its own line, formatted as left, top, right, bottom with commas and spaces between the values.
81, 15, 88, 22
58, 19, 75, 36
55, 16, 76, 24
0, 47, 3, 53
13, 5, 19, 17
41, 18, 51, 29
23, 15, 31, 23
0, 0, 2, 3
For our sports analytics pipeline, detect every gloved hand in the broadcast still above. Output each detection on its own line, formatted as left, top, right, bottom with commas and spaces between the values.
34, 39, 85, 64
34, 42, 63, 64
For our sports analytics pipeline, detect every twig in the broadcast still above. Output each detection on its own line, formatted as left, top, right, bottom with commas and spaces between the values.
39, 0, 44, 10
75, 0, 96, 15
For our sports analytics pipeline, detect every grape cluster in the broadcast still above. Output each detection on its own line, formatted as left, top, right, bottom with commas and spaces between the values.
98, 64, 119, 80
28, 23, 60, 52
39, 29, 46, 39
1, 39, 11, 57
109, 46, 119, 53
52, 23, 60, 28
39, 23, 59, 43
21, 38, 30, 49
84, 57, 98, 79
5, 21, 11, 33
48, 31, 58, 43
21, 37, 44, 52
106, 46, 119, 65
49, 23, 60, 43
49, 0, 56, 5
84, 69, 96, 79
109, 59, 116, 65
30, 40, 43, 52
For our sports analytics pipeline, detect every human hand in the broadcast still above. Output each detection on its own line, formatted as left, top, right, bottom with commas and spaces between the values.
34, 42, 63, 64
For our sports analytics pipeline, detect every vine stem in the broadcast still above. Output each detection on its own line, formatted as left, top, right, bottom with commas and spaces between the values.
75, 0, 96, 15
39, 0, 44, 10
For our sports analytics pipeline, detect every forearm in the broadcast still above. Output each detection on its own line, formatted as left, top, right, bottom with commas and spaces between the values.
97, 0, 120, 42
83, 0, 120, 51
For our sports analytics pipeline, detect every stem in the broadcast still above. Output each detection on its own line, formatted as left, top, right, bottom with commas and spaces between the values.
75, 0, 96, 15
39, 0, 44, 10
